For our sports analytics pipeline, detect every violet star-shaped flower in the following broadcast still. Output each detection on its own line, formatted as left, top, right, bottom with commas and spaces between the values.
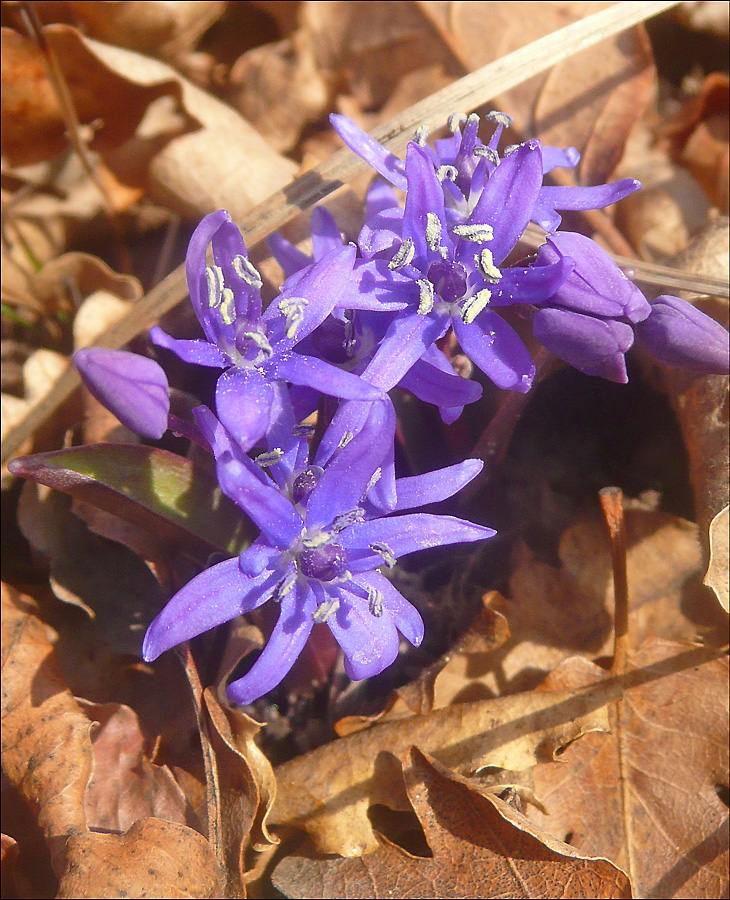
151, 209, 382, 450
142, 399, 494, 704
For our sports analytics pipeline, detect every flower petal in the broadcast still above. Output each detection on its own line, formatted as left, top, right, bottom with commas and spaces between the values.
635, 295, 730, 374
402, 142, 450, 262
215, 367, 275, 451
266, 353, 382, 402
74, 348, 169, 439
453, 310, 535, 392
392, 459, 483, 512
142, 557, 278, 662
328, 586, 401, 681
150, 326, 230, 368
533, 307, 634, 382
330, 114, 407, 190
226, 581, 316, 704
351, 570, 424, 646
311, 207, 343, 259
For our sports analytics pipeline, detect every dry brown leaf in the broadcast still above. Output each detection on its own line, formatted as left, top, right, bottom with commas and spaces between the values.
1, 583, 92, 863
84, 36, 298, 219
272, 747, 631, 899
56, 817, 223, 899
418, 0, 656, 185
272, 674, 614, 856
524, 639, 729, 899
67, 0, 226, 61
704, 505, 729, 612
82, 701, 191, 833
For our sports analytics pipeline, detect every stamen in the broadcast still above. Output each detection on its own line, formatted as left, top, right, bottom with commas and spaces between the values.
312, 597, 340, 623
367, 587, 384, 617
416, 279, 435, 315
447, 112, 467, 133
504, 144, 521, 156
473, 146, 500, 165
365, 467, 382, 493
278, 296, 309, 340
205, 265, 224, 308
302, 530, 332, 549
413, 125, 429, 146
461, 288, 492, 324
370, 541, 397, 568
274, 571, 297, 601
485, 110, 513, 127
243, 330, 273, 359
220, 287, 236, 325
425, 213, 442, 252
437, 165, 458, 182
389, 238, 415, 270
343, 317, 357, 355
338, 430, 354, 449
293, 424, 315, 437
476, 248, 502, 282
453, 223, 495, 243
255, 448, 284, 467
232, 254, 263, 288
332, 508, 365, 533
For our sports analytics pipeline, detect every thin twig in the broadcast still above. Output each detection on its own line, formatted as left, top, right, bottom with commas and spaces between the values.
599, 487, 630, 677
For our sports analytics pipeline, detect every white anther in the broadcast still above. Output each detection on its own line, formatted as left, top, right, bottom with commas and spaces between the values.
473, 146, 500, 165
416, 279, 435, 315
485, 111, 513, 127
302, 530, 332, 549
389, 238, 415, 271
370, 541, 396, 568
413, 125, 429, 146
368, 587, 384, 617
312, 597, 340, 623
232, 254, 263, 288
220, 288, 236, 325
453, 223, 495, 243
205, 265, 224, 308
476, 248, 502, 282
425, 213, 442, 252
437, 165, 458, 182
338, 430, 354, 449
278, 296, 309, 340
461, 289, 492, 324
255, 448, 284, 467
243, 330, 273, 359
332, 508, 365, 533
275, 571, 297, 601
365, 467, 382, 493
504, 144, 521, 156
447, 112, 467, 133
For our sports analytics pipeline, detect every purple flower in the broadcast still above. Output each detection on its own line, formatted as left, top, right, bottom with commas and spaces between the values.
142, 400, 494, 703
74, 347, 170, 439
635, 295, 730, 374
152, 210, 382, 450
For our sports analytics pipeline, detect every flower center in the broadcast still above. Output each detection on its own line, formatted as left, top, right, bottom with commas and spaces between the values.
427, 260, 468, 304
299, 543, 348, 581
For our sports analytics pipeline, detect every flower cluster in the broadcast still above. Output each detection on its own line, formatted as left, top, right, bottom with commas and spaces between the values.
73, 110, 729, 704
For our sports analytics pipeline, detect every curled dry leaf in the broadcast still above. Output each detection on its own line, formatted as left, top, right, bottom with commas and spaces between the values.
82, 701, 192, 833
704, 504, 729, 612
272, 674, 614, 856
56, 817, 223, 900
417, 0, 656, 185
85, 36, 298, 219
524, 639, 729, 899
272, 747, 631, 900
1, 583, 92, 867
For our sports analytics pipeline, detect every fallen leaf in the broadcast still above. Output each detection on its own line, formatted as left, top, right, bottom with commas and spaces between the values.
417, 0, 656, 185
82, 701, 192, 833
704, 505, 729, 612
56, 817, 223, 899
272, 748, 631, 899
524, 639, 729, 899
272, 676, 614, 856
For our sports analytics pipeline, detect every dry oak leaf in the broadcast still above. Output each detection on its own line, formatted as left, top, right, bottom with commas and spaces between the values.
704, 505, 729, 612
416, 0, 656, 186
1, 582, 93, 855
271, 675, 615, 856
524, 640, 729, 899
272, 747, 632, 899
56, 817, 223, 900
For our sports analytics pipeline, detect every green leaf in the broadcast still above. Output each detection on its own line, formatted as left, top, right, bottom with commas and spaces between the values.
9, 444, 251, 559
